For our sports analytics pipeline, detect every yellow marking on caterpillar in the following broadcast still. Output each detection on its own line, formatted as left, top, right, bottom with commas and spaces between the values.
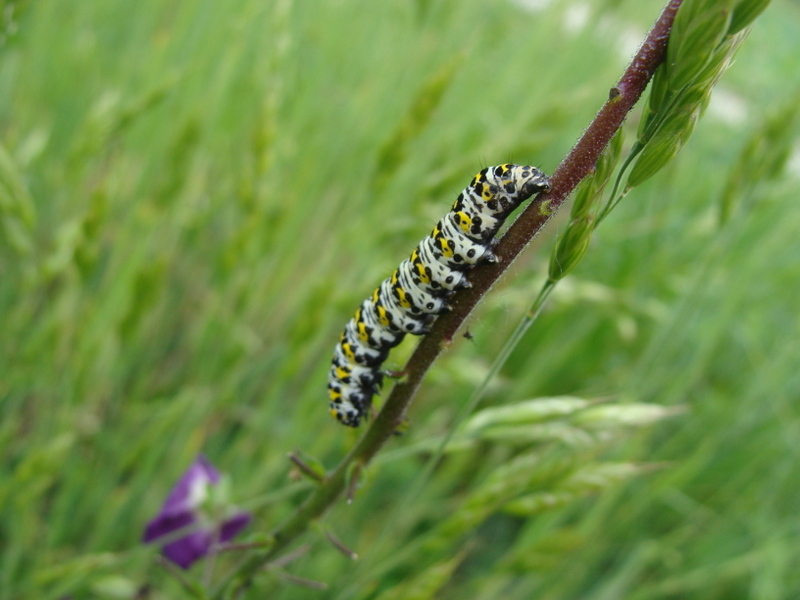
455, 211, 472, 233
411, 249, 430, 283
412, 253, 430, 284
395, 286, 412, 309
377, 305, 391, 327
356, 321, 370, 343
335, 365, 351, 380
342, 342, 356, 363
437, 236, 454, 258
480, 182, 493, 201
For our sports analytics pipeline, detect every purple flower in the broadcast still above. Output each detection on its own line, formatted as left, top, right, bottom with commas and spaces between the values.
143, 455, 251, 569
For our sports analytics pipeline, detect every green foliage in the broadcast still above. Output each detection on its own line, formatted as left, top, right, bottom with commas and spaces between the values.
628, 0, 772, 188
1, 0, 797, 599
0, 141, 35, 268
717, 94, 800, 224
729, 0, 772, 33
372, 56, 464, 193
549, 213, 594, 281
373, 553, 465, 600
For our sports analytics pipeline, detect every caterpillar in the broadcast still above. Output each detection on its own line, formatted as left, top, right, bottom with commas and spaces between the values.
328, 164, 551, 427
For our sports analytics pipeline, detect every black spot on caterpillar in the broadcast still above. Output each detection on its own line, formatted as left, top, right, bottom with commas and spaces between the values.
328, 164, 550, 427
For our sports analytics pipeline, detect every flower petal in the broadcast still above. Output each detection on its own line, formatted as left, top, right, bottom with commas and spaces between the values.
219, 512, 252, 543
143, 510, 195, 543
162, 454, 220, 515
162, 530, 213, 570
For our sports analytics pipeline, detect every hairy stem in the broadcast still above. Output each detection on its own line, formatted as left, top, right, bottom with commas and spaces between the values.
221, 0, 683, 593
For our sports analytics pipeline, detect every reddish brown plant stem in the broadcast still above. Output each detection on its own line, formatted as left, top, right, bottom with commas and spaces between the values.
222, 1, 682, 593
383, 0, 683, 436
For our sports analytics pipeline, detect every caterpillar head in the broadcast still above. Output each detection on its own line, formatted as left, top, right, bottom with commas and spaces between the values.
512, 165, 551, 201
473, 164, 551, 217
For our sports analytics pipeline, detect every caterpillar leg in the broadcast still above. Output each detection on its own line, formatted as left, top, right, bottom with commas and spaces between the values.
384, 368, 407, 380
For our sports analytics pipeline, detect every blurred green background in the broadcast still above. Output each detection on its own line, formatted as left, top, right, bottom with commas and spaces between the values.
1, 0, 799, 598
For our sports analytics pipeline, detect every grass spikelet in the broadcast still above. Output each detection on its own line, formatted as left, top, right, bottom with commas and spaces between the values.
627, 0, 759, 189
502, 462, 654, 516
667, 0, 735, 93
728, 0, 771, 34
461, 396, 590, 435
0, 142, 36, 264
373, 553, 466, 600
718, 95, 800, 225
548, 215, 594, 282
573, 402, 686, 429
